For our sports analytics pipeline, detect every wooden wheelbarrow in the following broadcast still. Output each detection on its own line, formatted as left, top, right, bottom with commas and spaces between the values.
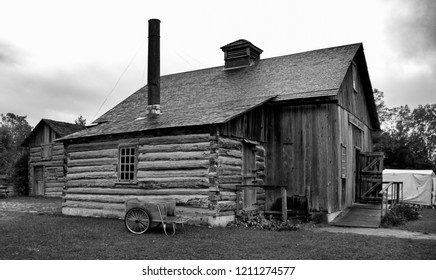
124, 198, 189, 236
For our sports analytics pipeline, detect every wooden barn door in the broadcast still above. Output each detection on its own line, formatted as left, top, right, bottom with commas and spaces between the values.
242, 142, 256, 209
33, 166, 45, 196
357, 152, 384, 203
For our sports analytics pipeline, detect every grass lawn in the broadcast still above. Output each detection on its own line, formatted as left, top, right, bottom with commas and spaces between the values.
395, 207, 436, 234
1, 209, 436, 260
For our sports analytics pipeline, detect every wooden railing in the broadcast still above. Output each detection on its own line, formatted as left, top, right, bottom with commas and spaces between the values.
379, 181, 403, 218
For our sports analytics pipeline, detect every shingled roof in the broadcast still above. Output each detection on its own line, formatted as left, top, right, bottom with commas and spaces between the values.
61, 43, 375, 141
22, 119, 85, 146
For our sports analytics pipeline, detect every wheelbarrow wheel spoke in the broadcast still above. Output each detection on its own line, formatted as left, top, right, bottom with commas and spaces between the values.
124, 208, 151, 234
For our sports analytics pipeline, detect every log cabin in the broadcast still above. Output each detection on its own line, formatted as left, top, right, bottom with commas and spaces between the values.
58, 19, 381, 225
22, 119, 84, 196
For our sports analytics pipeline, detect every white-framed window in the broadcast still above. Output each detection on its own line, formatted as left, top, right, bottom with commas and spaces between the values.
118, 146, 137, 182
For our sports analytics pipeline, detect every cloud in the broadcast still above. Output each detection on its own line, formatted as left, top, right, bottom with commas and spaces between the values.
0, 63, 140, 127
386, 0, 436, 62
0, 41, 21, 65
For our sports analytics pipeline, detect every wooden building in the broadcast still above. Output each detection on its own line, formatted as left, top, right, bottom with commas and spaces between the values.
22, 119, 84, 197
58, 20, 380, 225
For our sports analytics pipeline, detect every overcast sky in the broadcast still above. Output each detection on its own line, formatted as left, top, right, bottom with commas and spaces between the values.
1, 0, 435, 127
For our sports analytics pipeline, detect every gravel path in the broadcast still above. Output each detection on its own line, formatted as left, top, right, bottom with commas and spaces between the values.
313, 226, 436, 240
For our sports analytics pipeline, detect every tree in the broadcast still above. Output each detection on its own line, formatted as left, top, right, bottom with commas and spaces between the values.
0, 126, 13, 176
373, 90, 436, 170
75, 115, 87, 127
0, 113, 32, 194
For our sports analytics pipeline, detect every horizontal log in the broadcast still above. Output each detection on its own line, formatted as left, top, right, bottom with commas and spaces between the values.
69, 149, 117, 160
45, 192, 62, 197
138, 151, 209, 161
217, 149, 242, 158
138, 177, 209, 188
30, 147, 41, 153
216, 137, 242, 150
215, 201, 236, 212
62, 206, 124, 219
65, 193, 210, 206
68, 165, 116, 174
139, 133, 210, 145
137, 169, 208, 178
66, 179, 116, 188
256, 162, 265, 171
29, 161, 64, 167
220, 191, 236, 201
67, 172, 117, 181
67, 139, 138, 153
176, 206, 217, 217
218, 156, 242, 166
68, 158, 117, 167
139, 142, 210, 153
45, 182, 65, 188
255, 146, 265, 157
63, 200, 125, 209
219, 184, 238, 190
137, 160, 209, 171
219, 175, 242, 184
45, 187, 63, 193
65, 187, 209, 196
255, 155, 265, 163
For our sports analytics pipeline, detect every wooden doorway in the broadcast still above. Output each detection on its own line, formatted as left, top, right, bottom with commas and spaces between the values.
242, 142, 256, 209
33, 166, 45, 196
357, 152, 384, 203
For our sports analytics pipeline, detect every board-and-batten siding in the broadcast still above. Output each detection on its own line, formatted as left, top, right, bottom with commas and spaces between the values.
336, 63, 375, 209
265, 103, 339, 214
63, 133, 215, 221
29, 142, 66, 196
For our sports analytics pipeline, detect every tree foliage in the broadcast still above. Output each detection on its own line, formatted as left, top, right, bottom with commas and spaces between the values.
0, 113, 32, 194
373, 89, 436, 170
75, 115, 87, 127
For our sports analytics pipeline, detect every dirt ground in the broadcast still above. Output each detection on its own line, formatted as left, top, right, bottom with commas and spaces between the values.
0, 196, 61, 215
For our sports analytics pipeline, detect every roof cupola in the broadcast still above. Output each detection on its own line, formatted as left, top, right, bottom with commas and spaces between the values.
220, 39, 263, 70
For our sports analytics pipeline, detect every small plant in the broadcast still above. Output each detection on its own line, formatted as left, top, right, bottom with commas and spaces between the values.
381, 204, 421, 227
227, 209, 301, 231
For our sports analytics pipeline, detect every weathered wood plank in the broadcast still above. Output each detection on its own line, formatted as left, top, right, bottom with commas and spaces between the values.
68, 165, 116, 174
65, 187, 209, 196
139, 133, 211, 145
137, 160, 209, 171
138, 151, 209, 161
69, 149, 117, 160
139, 142, 210, 153
66, 179, 116, 188
68, 158, 117, 167
218, 156, 242, 166
66, 172, 117, 180
137, 169, 209, 178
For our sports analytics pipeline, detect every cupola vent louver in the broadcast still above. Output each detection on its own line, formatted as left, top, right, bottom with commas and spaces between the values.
220, 39, 263, 70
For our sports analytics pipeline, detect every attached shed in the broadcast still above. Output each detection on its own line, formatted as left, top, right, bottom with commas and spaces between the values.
58, 20, 381, 225
22, 119, 85, 196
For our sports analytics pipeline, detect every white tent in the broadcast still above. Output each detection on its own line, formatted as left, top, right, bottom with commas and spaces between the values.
382, 169, 436, 206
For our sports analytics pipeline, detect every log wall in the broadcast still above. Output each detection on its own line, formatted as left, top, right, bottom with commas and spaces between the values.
63, 133, 216, 223
28, 142, 66, 197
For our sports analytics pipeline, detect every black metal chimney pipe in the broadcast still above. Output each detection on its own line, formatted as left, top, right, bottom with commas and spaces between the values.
147, 19, 161, 114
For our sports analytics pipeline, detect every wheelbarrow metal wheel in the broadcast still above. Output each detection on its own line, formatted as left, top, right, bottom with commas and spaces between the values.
124, 207, 151, 234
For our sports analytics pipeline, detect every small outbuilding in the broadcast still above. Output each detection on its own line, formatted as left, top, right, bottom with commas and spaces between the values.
383, 169, 436, 206
22, 119, 85, 196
